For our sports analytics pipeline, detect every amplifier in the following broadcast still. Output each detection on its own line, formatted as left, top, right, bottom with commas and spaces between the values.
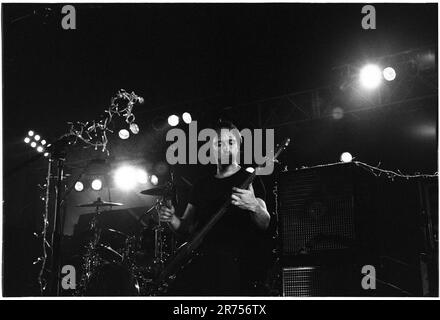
282, 265, 360, 296
282, 263, 385, 297
278, 162, 376, 256
278, 162, 433, 296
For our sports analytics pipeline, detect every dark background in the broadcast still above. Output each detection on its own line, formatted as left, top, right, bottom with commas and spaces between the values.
2, 3, 437, 296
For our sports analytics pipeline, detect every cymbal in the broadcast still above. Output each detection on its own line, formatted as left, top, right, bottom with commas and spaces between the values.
77, 197, 123, 208
140, 186, 168, 196
140, 178, 191, 196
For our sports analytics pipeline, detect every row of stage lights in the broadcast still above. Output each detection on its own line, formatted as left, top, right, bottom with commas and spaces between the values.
168, 112, 192, 127
74, 166, 159, 192
24, 130, 49, 157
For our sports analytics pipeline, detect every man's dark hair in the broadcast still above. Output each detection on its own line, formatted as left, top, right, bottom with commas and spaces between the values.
213, 120, 243, 143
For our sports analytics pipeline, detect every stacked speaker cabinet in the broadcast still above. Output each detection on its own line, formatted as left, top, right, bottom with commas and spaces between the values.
278, 162, 431, 296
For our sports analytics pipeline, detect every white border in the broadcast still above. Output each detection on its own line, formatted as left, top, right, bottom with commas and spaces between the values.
0, 0, 438, 301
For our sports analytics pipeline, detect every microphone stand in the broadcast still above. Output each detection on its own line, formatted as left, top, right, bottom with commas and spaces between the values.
46, 135, 72, 296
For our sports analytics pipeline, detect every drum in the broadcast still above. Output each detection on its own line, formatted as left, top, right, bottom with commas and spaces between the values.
99, 228, 130, 263
80, 228, 128, 264
83, 262, 140, 296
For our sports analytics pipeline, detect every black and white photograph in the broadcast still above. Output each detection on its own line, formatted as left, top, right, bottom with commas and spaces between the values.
1, 1, 438, 301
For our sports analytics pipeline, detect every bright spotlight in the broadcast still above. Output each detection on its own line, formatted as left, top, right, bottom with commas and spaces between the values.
119, 129, 130, 140
30, 142, 37, 148
41, 140, 47, 146
182, 112, 192, 124
28, 130, 34, 137
168, 115, 179, 127
44, 152, 50, 157
383, 67, 396, 81
114, 166, 138, 190
340, 152, 353, 163
150, 174, 159, 186
245, 167, 255, 173
24, 137, 31, 144
359, 64, 382, 89
137, 169, 149, 184
130, 123, 140, 135
91, 179, 103, 191
34, 135, 41, 141
36, 146, 44, 153
74, 181, 84, 192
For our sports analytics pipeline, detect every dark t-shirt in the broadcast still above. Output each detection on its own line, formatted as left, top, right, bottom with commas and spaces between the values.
169, 168, 270, 295
188, 168, 267, 258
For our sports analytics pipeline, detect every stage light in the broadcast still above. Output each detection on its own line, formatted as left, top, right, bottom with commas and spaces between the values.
340, 152, 353, 163
74, 181, 84, 192
44, 152, 49, 157
359, 64, 382, 89
119, 129, 130, 140
130, 123, 140, 135
30, 142, 37, 148
383, 67, 396, 81
168, 115, 179, 127
91, 179, 103, 191
150, 174, 159, 186
41, 140, 47, 146
182, 112, 192, 124
24, 137, 31, 144
245, 167, 255, 173
137, 169, 149, 184
34, 135, 41, 141
28, 130, 34, 137
114, 166, 138, 190
36, 146, 44, 153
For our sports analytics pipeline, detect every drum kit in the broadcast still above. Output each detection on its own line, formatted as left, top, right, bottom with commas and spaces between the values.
74, 179, 185, 296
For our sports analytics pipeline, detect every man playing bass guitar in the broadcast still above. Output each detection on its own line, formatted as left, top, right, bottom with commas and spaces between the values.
158, 121, 272, 296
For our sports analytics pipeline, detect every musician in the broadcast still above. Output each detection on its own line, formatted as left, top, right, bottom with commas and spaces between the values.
158, 121, 271, 296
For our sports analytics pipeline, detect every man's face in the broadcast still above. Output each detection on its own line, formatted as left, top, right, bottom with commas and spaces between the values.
212, 129, 240, 165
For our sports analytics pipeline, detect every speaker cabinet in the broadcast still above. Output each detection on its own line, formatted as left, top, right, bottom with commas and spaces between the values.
282, 265, 362, 296
279, 163, 376, 256
278, 162, 436, 296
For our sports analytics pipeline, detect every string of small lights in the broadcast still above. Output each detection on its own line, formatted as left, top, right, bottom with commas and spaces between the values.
34, 161, 52, 294
66, 89, 143, 154
298, 161, 437, 180
353, 161, 438, 181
